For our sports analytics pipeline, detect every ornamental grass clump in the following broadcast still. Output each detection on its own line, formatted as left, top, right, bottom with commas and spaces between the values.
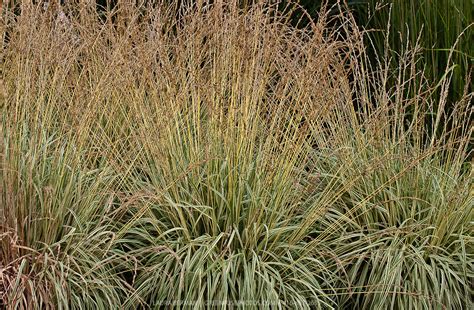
0, 1, 472, 309
115, 3, 351, 308
0, 3, 132, 308
306, 26, 473, 308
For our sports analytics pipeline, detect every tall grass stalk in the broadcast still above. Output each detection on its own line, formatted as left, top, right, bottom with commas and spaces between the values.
358, 0, 473, 109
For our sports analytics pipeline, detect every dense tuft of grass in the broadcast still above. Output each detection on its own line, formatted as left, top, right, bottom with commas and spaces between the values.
1, 1, 472, 309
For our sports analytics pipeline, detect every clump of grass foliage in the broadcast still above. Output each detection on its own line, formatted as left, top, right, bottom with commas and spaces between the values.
1, 1, 472, 309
